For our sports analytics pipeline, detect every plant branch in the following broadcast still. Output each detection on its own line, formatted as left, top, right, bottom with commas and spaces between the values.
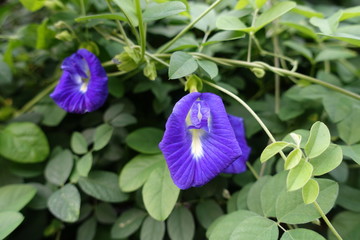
313, 201, 343, 240
194, 53, 360, 101
135, 0, 146, 59
157, 0, 224, 53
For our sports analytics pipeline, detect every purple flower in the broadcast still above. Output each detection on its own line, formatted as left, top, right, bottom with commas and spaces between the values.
50, 49, 108, 114
159, 92, 251, 189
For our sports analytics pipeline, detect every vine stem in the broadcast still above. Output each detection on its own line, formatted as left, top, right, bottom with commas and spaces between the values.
15, 80, 59, 116
313, 201, 343, 240
135, 0, 146, 59
157, 0, 224, 53
203, 80, 277, 143
194, 53, 360, 101
247, 9, 258, 62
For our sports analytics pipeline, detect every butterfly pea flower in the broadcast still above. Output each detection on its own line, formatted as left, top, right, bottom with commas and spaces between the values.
159, 92, 251, 190
50, 49, 108, 114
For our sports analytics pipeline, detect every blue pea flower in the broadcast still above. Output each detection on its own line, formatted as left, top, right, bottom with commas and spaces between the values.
159, 92, 251, 189
50, 49, 108, 114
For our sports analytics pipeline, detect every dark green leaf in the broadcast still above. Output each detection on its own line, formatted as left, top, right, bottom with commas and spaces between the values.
140, 216, 165, 240
71, 132, 88, 155
93, 124, 114, 151
310, 144, 343, 176
126, 128, 163, 154
143, 1, 186, 22
196, 200, 223, 229
79, 171, 129, 203
168, 52, 198, 79
77, 217, 97, 240
281, 229, 326, 240
45, 149, 73, 186
111, 208, 146, 239
47, 184, 80, 223
167, 206, 195, 240
0, 122, 49, 163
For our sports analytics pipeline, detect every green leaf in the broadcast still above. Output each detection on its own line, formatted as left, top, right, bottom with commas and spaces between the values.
93, 124, 114, 151
77, 217, 97, 240
206, 31, 245, 45
323, 94, 353, 123
0, 59, 12, 84
337, 109, 360, 145
229, 216, 279, 240
197, 60, 218, 79
0, 211, 24, 240
111, 208, 147, 239
168, 51, 198, 79
321, 32, 360, 47
167, 206, 195, 240
190, 2, 217, 32
142, 163, 180, 221
247, 176, 272, 215
0, 184, 36, 211
340, 6, 360, 21
0, 122, 49, 163
285, 148, 303, 170
75, 13, 127, 22
310, 144, 343, 176
302, 179, 319, 204
119, 154, 164, 192
309, 11, 342, 35
112, 0, 139, 26
33, 97, 66, 127
284, 41, 314, 63
281, 229, 326, 240
95, 203, 117, 224
47, 184, 80, 223
260, 141, 290, 163
208, 210, 258, 240
71, 132, 88, 155
291, 5, 324, 18
342, 144, 360, 164
255, 0, 267, 9
337, 184, 360, 212
328, 211, 360, 240
140, 216, 165, 240
254, 1, 297, 32
45, 149, 73, 186
126, 128, 163, 154
19, 0, 44, 11
36, 18, 55, 49
276, 179, 338, 224
28, 183, 52, 210
236, 183, 253, 211
304, 121, 331, 158
282, 22, 318, 40
110, 113, 137, 127
261, 172, 287, 217
287, 160, 313, 191
216, 16, 248, 31
143, 1, 186, 22
79, 171, 129, 203
196, 200, 223, 229
315, 48, 356, 62
76, 152, 93, 177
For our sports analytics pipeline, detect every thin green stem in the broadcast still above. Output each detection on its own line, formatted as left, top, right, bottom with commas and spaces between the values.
106, 0, 132, 47
16, 80, 59, 116
80, 0, 86, 16
313, 201, 343, 240
193, 53, 360, 101
146, 53, 169, 67
107, 71, 127, 77
246, 162, 259, 179
203, 80, 277, 143
157, 0, 224, 53
135, 0, 146, 59
247, 9, 258, 62
272, 31, 281, 114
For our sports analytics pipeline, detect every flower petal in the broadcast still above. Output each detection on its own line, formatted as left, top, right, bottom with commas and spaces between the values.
50, 49, 108, 114
222, 114, 251, 174
159, 92, 242, 189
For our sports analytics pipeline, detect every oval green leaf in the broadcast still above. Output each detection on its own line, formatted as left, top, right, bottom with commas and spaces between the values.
126, 127, 163, 154
260, 142, 290, 163
285, 148, 303, 170
304, 121, 331, 158
0, 211, 24, 240
142, 163, 180, 221
281, 228, 326, 240
47, 184, 80, 223
302, 179, 320, 204
0, 184, 36, 211
71, 132, 88, 155
168, 51, 198, 79
119, 154, 164, 192
45, 149, 73, 186
93, 124, 114, 151
287, 160, 313, 191
167, 206, 195, 240
311, 144, 343, 176
140, 216, 165, 240
0, 122, 49, 163
111, 208, 147, 239
79, 171, 129, 203
143, 1, 186, 22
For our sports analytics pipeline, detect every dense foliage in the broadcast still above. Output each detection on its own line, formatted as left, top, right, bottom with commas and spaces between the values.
1, 0, 360, 239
